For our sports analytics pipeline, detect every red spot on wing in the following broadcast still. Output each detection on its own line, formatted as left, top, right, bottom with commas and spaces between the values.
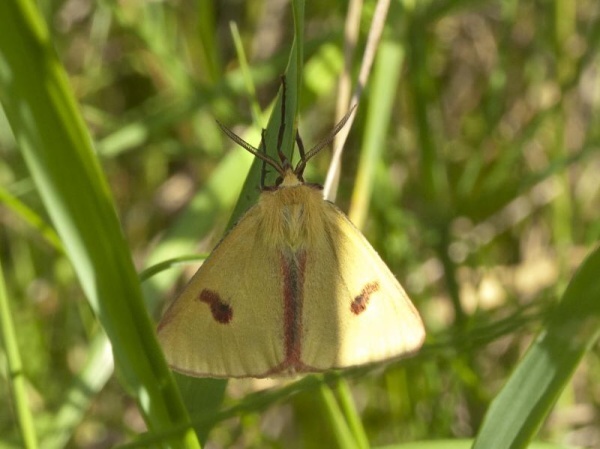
199, 289, 233, 324
351, 282, 380, 315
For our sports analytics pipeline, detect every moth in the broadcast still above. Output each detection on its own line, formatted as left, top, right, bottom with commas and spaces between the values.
158, 89, 425, 378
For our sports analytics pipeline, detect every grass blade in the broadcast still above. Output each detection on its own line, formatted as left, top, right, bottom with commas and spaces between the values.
0, 2, 199, 447
0, 260, 38, 448
472, 245, 600, 448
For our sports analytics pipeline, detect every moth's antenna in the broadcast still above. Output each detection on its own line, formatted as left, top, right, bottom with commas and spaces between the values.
259, 128, 268, 188
217, 121, 286, 178
295, 131, 307, 179
295, 105, 357, 174
296, 131, 306, 161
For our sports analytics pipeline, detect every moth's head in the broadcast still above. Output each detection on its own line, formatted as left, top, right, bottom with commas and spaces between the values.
217, 104, 356, 188
263, 112, 365, 188
271, 150, 308, 187
277, 169, 303, 188
269, 149, 300, 187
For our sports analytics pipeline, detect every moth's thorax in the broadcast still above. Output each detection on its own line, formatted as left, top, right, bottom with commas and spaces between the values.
258, 171, 326, 250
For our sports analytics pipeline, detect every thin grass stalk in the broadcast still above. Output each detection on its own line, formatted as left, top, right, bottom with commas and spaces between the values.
317, 381, 361, 449
0, 260, 39, 449
324, 0, 392, 201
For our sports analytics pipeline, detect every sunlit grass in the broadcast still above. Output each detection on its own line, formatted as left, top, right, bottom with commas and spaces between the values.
1, 0, 599, 448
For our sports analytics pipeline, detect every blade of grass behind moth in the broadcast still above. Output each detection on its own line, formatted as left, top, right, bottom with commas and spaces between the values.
229, 21, 263, 125
0, 2, 199, 447
227, 0, 304, 226
472, 245, 600, 449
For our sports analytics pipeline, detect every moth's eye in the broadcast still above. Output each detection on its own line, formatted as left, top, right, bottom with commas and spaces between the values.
275, 176, 284, 186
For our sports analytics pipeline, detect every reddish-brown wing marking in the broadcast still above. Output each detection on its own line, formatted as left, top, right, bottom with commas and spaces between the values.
199, 289, 233, 324
280, 251, 306, 364
350, 282, 380, 315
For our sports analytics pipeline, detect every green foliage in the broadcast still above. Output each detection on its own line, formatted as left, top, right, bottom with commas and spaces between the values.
1, 0, 599, 448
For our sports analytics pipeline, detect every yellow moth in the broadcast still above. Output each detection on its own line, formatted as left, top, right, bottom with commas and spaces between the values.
157, 100, 425, 378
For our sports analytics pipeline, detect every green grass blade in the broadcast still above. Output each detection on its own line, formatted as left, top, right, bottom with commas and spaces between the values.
318, 382, 361, 449
0, 2, 199, 447
335, 379, 370, 449
140, 255, 209, 282
229, 21, 263, 125
349, 39, 404, 229
472, 245, 600, 449
0, 184, 63, 252
0, 260, 39, 448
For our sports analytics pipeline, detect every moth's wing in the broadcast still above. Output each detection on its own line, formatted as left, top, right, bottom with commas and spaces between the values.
157, 207, 285, 378
301, 203, 425, 370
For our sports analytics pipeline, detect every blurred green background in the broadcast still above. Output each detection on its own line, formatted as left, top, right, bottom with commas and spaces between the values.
1, 0, 599, 448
